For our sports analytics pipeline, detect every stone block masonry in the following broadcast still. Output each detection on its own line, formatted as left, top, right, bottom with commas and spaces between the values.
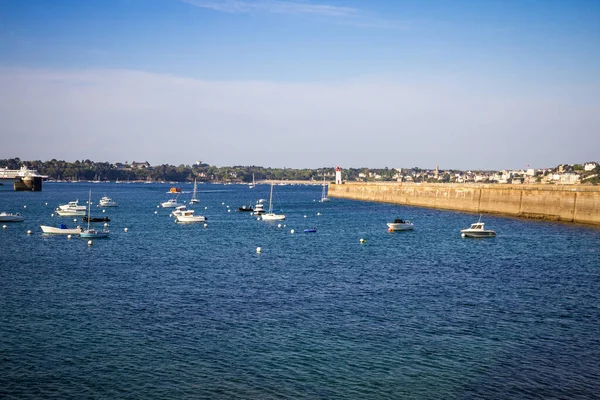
328, 182, 600, 226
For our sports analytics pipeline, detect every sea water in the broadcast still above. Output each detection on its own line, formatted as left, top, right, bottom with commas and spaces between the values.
1, 182, 599, 399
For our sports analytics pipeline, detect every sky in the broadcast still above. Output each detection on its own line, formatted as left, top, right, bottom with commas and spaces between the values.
0, 0, 599, 170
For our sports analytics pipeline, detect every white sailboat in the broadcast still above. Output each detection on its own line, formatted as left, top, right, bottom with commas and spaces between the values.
320, 168, 330, 202
249, 173, 255, 189
190, 178, 199, 204
80, 190, 110, 238
261, 183, 285, 221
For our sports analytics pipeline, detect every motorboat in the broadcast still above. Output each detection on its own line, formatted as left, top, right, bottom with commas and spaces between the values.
41, 224, 82, 235
387, 219, 414, 231
176, 209, 206, 223
99, 196, 117, 207
238, 204, 253, 212
80, 190, 110, 238
55, 208, 86, 216
58, 200, 86, 211
461, 220, 496, 238
0, 212, 24, 222
171, 205, 188, 217
304, 228, 317, 233
161, 198, 182, 208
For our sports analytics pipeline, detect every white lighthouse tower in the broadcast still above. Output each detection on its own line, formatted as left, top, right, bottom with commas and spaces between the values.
335, 166, 342, 184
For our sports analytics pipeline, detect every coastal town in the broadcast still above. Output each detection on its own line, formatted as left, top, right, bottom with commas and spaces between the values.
1, 158, 599, 185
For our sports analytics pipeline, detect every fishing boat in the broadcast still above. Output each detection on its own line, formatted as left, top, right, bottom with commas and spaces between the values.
40, 223, 82, 235
99, 196, 117, 207
189, 179, 199, 204
80, 190, 110, 238
175, 209, 206, 223
261, 184, 285, 221
0, 212, 24, 222
461, 217, 496, 238
387, 219, 414, 231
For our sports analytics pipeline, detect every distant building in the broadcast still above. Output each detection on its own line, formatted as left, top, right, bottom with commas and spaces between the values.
131, 161, 151, 169
584, 162, 598, 171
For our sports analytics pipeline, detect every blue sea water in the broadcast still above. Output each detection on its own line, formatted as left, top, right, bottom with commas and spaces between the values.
1, 182, 599, 399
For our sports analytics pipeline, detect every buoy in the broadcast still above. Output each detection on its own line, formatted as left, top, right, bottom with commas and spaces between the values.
360, 238, 366, 243
67, 234, 72, 239
73, 219, 77, 222
317, 212, 321, 216
87, 240, 93, 246
2, 225, 6, 229
24, 205, 27, 208
222, 202, 225, 205
227, 205, 230, 208
27, 230, 32, 235
45, 202, 48, 205
51, 213, 54, 217
388, 228, 393, 232
228, 209, 231, 213
290, 229, 295, 234
205, 206, 208, 210
256, 247, 261, 253
461, 233, 466, 238
157, 205, 160, 208
124, 228, 128, 232
104, 223, 108, 227
277, 223, 281, 228
154, 211, 158, 214
204, 223, 208, 228
102, 209, 105, 213
169, 213, 173, 217
304, 215, 307, 218
257, 217, 261, 221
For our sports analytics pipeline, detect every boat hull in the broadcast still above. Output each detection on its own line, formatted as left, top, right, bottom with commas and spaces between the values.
261, 213, 285, 221
55, 210, 86, 216
460, 230, 496, 238
41, 225, 82, 234
161, 201, 182, 208
387, 222, 414, 231
176, 215, 206, 223
80, 231, 110, 238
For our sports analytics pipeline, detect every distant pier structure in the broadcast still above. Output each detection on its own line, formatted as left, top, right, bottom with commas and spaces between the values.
0, 166, 47, 191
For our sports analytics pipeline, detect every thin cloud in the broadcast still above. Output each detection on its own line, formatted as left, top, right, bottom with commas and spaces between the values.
180, 0, 406, 28
182, 0, 358, 17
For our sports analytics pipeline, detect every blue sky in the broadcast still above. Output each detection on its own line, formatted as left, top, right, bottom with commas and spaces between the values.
1, 0, 598, 170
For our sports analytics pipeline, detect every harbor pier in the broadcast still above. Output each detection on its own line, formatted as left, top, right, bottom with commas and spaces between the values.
329, 182, 600, 227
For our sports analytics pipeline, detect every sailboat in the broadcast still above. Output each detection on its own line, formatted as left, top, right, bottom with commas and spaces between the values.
80, 190, 110, 238
320, 168, 330, 202
249, 173, 255, 189
189, 178, 199, 204
261, 183, 285, 221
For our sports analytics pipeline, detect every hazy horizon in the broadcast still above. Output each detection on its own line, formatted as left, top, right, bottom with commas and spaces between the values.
1, 1, 599, 171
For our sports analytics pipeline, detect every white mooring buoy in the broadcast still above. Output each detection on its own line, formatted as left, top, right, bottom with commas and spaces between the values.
256, 247, 262, 254
27, 230, 32, 235
73, 219, 77, 222
360, 238, 366, 243
3, 225, 7, 229
124, 228, 128, 232
204, 223, 208, 228
87, 240, 93, 246
67, 235, 72, 239
290, 229, 295, 234
24, 205, 27, 209
154, 211, 158, 214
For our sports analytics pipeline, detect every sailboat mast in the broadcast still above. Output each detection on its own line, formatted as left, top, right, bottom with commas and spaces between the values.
269, 183, 273, 213
87, 190, 91, 231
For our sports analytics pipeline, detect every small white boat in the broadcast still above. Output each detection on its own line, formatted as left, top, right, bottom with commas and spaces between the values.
161, 198, 182, 208
176, 209, 206, 223
261, 184, 285, 221
320, 168, 330, 202
55, 208, 87, 216
80, 190, 110, 238
387, 219, 414, 231
99, 196, 117, 207
253, 202, 265, 215
41, 224, 82, 235
461, 219, 496, 238
58, 200, 87, 211
0, 212, 24, 222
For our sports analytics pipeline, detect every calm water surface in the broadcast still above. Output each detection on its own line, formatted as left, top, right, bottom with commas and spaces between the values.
1, 183, 599, 399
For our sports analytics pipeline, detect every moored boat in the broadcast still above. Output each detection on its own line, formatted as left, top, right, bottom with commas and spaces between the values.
82, 216, 111, 222
387, 219, 414, 231
99, 196, 117, 207
80, 190, 110, 238
176, 209, 206, 223
41, 224, 82, 235
55, 208, 87, 216
58, 200, 86, 211
0, 212, 24, 222
161, 198, 182, 208
460, 220, 496, 238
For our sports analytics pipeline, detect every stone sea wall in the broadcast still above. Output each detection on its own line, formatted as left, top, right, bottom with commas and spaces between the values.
328, 182, 600, 226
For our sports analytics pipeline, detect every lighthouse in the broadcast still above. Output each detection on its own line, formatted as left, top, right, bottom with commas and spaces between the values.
335, 166, 342, 184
